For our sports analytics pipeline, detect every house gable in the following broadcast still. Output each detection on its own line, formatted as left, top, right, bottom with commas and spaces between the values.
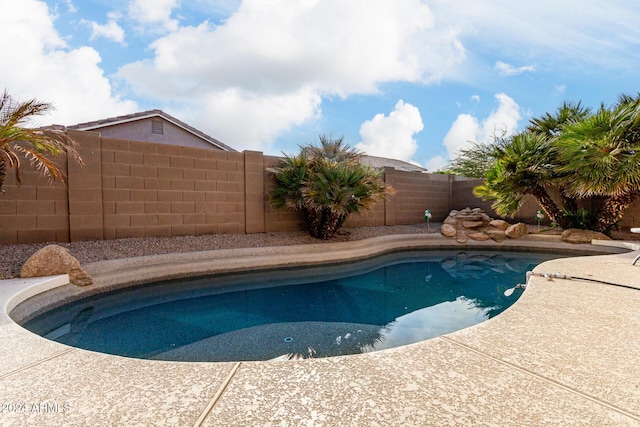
65, 110, 236, 151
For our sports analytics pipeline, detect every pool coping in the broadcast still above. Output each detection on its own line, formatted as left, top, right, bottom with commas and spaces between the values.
1, 234, 640, 426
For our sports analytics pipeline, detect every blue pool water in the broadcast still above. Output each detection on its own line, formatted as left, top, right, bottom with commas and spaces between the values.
19, 250, 561, 362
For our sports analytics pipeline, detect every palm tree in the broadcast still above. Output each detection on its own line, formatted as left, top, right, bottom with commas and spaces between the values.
302, 157, 390, 239
474, 132, 573, 229
527, 101, 593, 217
268, 135, 393, 239
305, 134, 362, 163
527, 101, 592, 137
0, 90, 82, 192
555, 96, 640, 232
475, 97, 640, 232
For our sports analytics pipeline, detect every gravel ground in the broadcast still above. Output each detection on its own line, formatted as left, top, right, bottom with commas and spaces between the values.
3, 223, 638, 281
0, 223, 442, 280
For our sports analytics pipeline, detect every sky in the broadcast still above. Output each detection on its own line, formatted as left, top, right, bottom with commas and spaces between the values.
2, 0, 640, 171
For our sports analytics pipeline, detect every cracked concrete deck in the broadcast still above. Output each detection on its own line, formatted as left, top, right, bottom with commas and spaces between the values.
1, 234, 639, 426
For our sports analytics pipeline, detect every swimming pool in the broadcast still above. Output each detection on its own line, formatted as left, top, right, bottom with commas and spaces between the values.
17, 250, 561, 362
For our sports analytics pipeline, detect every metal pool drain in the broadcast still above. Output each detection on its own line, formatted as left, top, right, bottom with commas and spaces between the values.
283, 337, 293, 343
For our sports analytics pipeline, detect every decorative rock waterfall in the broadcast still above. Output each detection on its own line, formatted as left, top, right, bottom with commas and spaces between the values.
440, 207, 527, 244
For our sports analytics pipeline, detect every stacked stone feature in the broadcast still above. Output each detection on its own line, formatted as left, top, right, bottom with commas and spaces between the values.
440, 207, 526, 244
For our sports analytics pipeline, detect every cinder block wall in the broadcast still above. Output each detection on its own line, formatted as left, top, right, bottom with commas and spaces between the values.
0, 147, 70, 244
100, 136, 246, 239
245, 151, 265, 234
621, 199, 640, 228
2, 133, 640, 245
393, 172, 452, 224
68, 131, 104, 241
451, 177, 497, 218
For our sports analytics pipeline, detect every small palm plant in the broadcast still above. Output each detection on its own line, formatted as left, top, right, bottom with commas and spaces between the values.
268, 135, 393, 239
0, 90, 82, 192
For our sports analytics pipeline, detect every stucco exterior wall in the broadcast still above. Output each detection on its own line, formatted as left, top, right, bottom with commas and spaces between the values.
93, 118, 224, 150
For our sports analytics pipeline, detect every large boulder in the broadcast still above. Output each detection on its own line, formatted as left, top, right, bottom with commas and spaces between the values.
505, 222, 528, 239
466, 231, 491, 241
561, 228, 611, 244
20, 245, 93, 286
486, 229, 507, 242
441, 224, 457, 237
489, 219, 510, 231
443, 217, 458, 226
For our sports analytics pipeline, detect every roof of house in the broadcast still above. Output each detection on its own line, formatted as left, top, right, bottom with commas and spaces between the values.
60, 109, 236, 152
360, 155, 428, 173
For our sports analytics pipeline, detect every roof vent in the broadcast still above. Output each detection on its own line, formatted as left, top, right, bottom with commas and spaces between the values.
151, 119, 164, 135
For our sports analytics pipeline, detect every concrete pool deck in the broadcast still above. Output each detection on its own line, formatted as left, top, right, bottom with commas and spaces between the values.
1, 234, 639, 426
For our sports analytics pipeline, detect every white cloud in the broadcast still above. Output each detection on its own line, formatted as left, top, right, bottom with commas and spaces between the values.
120, 0, 442, 96
442, 114, 479, 159
443, 93, 521, 158
494, 61, 535, 76
0, 0, 136, 125
483, 93, 521, 137
87, 18, 126, 44
356, 100, 424, 162
118, 0, 465, 151
65, 0, 77, 13
471, 95, 480, 103
429, 0, 640, 69
425, 156, 448, 172
128, 0, 179, 32
190, 87, 322, 151
555, 84, 566, 95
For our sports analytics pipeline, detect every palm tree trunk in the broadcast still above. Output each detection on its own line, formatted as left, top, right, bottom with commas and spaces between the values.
528, 184, 572, 229
325, 212, 347, 239
593, 190, 639, 232
0, 157, 5, 192
316, 208, 341, 240
304, 208, 321, 239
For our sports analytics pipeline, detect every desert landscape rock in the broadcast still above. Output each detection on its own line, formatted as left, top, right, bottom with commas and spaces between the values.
489, 219, 510, 231
462, 220, 484, 229
68, 267, 94, 287
20, 245, 93, 286
486, 229, 507, 242
440, 224, 457, 237
561, 228, 611, 244
467, 231, 491, 241
505, 223, 529, 239
440, 207, 522, 243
